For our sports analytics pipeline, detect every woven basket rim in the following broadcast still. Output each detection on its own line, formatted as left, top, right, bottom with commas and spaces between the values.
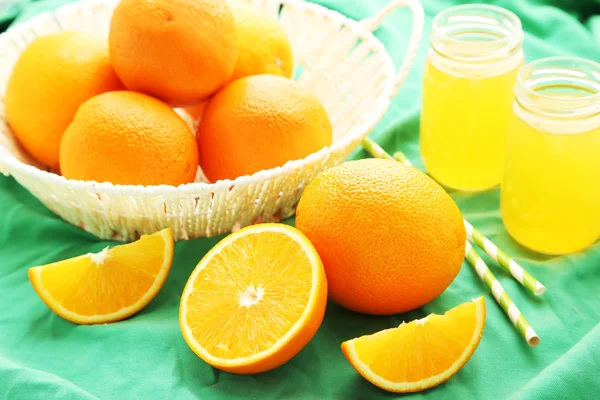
0, 0, 397, 195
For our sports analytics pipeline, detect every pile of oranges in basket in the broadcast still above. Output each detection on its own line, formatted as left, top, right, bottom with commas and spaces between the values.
5, 0, 332, 186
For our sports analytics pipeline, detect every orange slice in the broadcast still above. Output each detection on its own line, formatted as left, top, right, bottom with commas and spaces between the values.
29, 228, 174, 325
179, 223, 327, 374
342, 297, 486, 393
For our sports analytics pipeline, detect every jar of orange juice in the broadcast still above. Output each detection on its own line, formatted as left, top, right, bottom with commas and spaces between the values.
420, 4, 524, 191
501, 57, 600, 254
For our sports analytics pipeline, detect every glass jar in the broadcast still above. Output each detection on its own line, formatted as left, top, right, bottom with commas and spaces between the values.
501, 57, 600, 254
420, 4, 524, 191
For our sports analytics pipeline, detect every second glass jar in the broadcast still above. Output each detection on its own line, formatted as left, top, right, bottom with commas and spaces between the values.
501, 57, 600, 255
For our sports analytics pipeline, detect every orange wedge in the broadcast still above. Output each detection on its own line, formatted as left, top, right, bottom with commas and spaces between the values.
29, 228, 174, 325
179, 223, 327, 374
342, 297, 486, 393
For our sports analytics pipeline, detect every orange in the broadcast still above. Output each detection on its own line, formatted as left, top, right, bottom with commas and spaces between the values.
28, 228, 174, 325
109, 0, 238, 106
4, 31, 124, 170
295, 158, 466, 315
60, 91, 199, 186
229, 3, 294, 81
342, 297, 486, 393
179, 223, 327, 374
197, 75, 332, 182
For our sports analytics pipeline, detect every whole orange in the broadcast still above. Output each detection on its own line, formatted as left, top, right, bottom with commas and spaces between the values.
229, 3, 294, 81
4, 31, 123, 170
109, 0, 238, 106
197, 75, 332, 182
295, 159, 466, 315
60, 91, 198, 186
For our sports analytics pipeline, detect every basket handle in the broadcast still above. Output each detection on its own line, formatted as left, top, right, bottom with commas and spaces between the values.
360, 0, 425, 98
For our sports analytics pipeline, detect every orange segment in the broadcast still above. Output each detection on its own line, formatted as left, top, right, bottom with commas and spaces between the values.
28, 229, 174, 324
179, 223, 327, 374
342, 297, 486, 393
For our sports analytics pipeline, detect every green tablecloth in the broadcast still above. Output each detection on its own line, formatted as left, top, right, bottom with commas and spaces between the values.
1, 0, 599, 399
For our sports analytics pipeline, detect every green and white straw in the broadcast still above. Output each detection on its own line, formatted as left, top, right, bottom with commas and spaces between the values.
361, 138, 396, 161
465, 242, 540, 347
362, 136, 396, 160
464, 221, 546, 296
362, 137, 546, 296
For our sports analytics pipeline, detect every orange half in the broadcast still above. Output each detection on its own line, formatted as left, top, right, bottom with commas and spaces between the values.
29, 228, 174, 324
179, 223, 327, 374
342, 297, 486, 393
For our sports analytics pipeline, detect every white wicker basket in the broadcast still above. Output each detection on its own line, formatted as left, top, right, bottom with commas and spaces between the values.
0, 0, 424, 241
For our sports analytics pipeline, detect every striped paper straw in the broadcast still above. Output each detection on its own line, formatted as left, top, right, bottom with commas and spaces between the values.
361, 137, 545, 296
464, 221, 546, 296
361, 137, 395, 161
465, 242, 540, 347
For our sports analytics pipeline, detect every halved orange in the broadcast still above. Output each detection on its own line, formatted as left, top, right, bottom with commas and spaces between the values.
179, 223, 327, 374
29, 228, 174, 325
342, 297, 486, 393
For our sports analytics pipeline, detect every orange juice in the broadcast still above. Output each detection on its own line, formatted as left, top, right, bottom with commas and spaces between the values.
501, 57, 600, 254
421, 61, 521, 190
420, 5, 524, 191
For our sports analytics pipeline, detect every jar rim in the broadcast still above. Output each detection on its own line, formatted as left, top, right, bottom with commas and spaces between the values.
431, 4, 523, 63
517, 56, 600, 101
515, 56, 600, 119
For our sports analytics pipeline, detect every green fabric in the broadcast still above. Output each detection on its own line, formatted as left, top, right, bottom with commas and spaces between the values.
1, 0, 599, 398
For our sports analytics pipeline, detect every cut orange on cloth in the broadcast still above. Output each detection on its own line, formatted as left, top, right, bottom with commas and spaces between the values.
342, 297, 486, 393
179, 223, 327, 374
28, 229, 174, 325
